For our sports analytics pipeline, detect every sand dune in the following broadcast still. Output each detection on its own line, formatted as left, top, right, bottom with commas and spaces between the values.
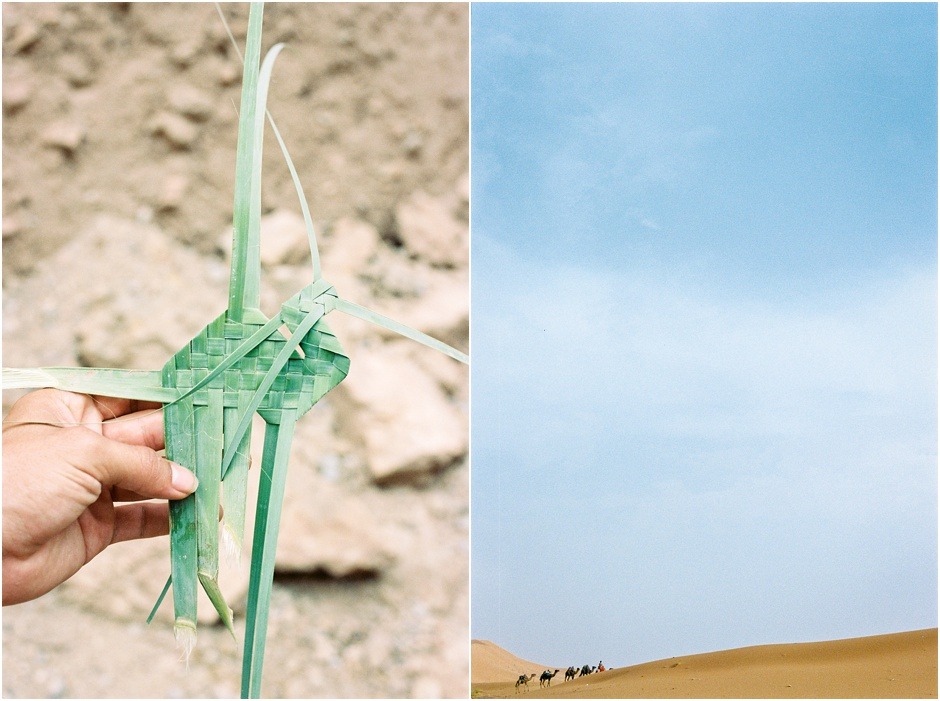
471, 629, 937, 698
472, 639, 553, 683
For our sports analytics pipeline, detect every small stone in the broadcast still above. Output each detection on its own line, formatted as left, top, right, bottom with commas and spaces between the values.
368, 254, 428, 298
324, 217, 380, 275
2, 77, 33, 114
401, 130, 423, 158
8, 21, 40, 54
150, 111, 198, 149
412, 676, 443, 699
259, 209, 310, 266
453, 173, 469, 223
2, 215, 22, 240
216, 60, 239, 86
379, 161, 404, 183
317, 453, 342, 482
41, 121, 85, 156
46, 676, 67, 699
75, 308, 131, 369
168, 84, 214, 121
34, 5, 63, 28
59, 53, 95, 88
455, 172, 469, 209
135, 206, 154, 224
171, 39, 201, 67
157, 174, 189, 211
396, 190, 468, 267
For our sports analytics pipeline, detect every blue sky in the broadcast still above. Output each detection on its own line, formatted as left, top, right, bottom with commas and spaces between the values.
470, 3, 937, 668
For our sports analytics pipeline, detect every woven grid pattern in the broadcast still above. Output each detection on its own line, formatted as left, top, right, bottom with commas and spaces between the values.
161, 289, 349, 424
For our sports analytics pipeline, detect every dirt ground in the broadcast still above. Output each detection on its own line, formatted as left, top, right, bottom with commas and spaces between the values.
2, 3, 468, 698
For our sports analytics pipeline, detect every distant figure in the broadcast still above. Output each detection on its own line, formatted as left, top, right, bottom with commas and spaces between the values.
515, 673, 536, 691
598, 660, 606, 672
564, 666, 578, 682
539, 669, 560, 687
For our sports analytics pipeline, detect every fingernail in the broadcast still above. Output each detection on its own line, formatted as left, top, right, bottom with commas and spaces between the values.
170, 463, 199, 494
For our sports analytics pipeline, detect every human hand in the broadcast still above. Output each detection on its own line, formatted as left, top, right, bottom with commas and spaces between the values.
2, 389, 198, 605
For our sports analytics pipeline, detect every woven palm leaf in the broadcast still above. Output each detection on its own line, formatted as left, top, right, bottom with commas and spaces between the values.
2, 4, 467, 698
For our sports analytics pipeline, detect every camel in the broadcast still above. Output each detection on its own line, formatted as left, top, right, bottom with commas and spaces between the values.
564, 666, 578, 682
539, 669, 560, 687
578, 664, 593, 677
515, 673, 536, 691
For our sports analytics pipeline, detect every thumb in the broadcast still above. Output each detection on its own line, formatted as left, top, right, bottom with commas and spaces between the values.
82, 431, 198, 500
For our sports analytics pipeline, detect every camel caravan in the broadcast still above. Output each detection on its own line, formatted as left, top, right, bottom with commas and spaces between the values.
515, 662, 607, 691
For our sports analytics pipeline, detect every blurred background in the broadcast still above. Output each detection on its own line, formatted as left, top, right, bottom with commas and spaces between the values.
2, 3, 468, 697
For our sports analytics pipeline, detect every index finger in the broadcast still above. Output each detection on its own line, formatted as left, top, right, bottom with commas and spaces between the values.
101, 406, 166, 451
90, 396, 163, 420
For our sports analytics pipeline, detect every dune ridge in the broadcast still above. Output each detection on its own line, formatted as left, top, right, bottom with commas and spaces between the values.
472, 628, 937, 698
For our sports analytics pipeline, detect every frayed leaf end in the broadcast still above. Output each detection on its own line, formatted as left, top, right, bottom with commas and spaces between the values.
174, 618, 197, 666
221, 522, 243, 567
2, 368, 58, 390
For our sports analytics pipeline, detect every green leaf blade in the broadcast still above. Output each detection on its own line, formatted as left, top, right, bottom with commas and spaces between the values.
2, 367, 177, 402
228, 2, 265, 321
165, 397, 199, 659
241, 411, 297, 698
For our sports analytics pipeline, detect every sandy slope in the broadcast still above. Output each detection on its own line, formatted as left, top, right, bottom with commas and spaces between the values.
472, 629, 938, 698
472, 639, 556, 683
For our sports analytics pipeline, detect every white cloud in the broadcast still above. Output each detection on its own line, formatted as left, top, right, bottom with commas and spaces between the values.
473, 233, 937, 492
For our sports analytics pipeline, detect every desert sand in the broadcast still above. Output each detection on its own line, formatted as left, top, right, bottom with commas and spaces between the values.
471, 628, 938, 698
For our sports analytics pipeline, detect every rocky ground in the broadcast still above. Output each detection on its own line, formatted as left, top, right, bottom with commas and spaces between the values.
2, 3, 468, 698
